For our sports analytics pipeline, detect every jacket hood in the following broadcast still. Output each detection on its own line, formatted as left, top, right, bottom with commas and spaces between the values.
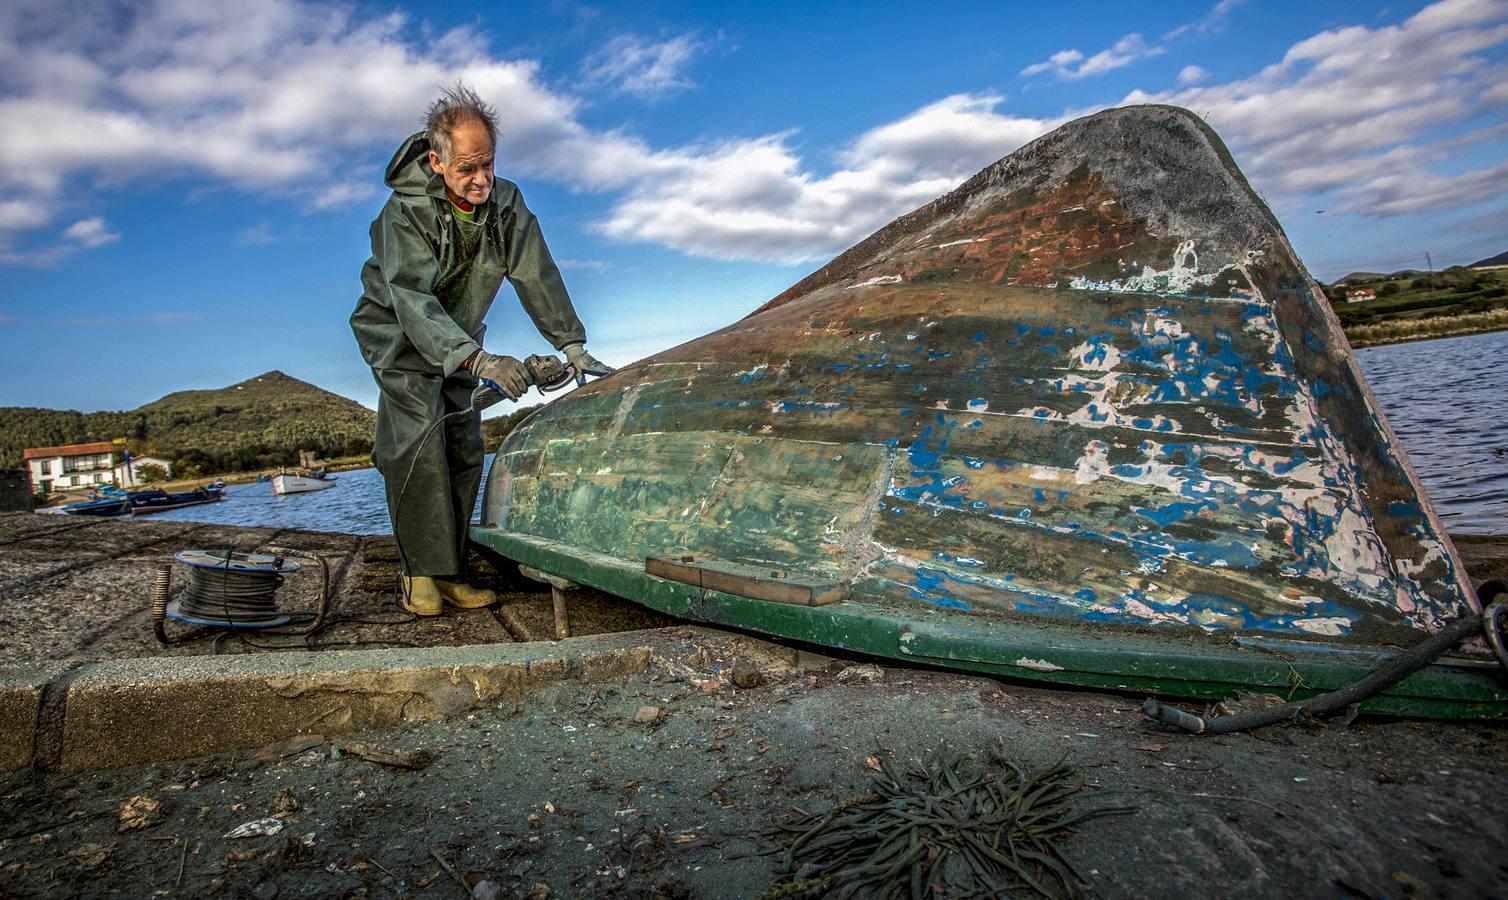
384, 131, 449, 198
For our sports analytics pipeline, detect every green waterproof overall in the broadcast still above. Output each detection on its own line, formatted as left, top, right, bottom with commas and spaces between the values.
351, 132, 585, 576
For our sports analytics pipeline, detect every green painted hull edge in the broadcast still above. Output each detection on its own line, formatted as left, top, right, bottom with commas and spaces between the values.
469, 526, 1508, 720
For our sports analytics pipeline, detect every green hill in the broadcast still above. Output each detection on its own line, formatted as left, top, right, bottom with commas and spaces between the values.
0, 372, 376, 475
1332, 271, 1388, 286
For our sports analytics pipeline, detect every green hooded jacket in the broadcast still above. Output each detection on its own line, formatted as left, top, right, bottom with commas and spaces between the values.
350, 132, 586, 376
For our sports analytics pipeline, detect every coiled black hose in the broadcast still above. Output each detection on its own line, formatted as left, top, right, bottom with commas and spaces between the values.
1145, 579, 1508, 734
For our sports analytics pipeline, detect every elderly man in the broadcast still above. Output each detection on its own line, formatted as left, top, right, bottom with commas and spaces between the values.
351, 84, 611, 615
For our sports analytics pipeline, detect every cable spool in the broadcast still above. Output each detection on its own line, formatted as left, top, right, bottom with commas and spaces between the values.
167, 549, 297, 628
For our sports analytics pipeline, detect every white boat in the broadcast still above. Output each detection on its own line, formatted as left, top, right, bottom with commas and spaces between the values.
271, 469, 337, 495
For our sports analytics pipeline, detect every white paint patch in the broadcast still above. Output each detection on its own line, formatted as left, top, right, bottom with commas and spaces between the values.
1067, 239, 1235, 296
1292, 617, 1353, 636
1074, 440, 1112, 484
1068, 340, 1122, 372
1014, 658, 1064, 672
847, 274, 903, 290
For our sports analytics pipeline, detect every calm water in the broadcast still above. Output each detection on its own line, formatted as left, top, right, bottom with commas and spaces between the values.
145, 330, 1508, 536
1354, 329, 1507, 534
148, 460, 492, 536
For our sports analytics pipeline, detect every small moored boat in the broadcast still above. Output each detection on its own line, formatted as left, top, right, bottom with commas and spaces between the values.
272, 469, 337, 495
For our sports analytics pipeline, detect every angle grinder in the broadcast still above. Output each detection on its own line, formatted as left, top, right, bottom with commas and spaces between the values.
473, 353, 576, 409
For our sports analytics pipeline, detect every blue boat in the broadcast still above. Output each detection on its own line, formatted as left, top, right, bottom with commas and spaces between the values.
127, 486, 224, 515
60, 493, 131, 516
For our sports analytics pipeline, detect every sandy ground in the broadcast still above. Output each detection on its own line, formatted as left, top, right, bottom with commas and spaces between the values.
1, 630, 1506, 899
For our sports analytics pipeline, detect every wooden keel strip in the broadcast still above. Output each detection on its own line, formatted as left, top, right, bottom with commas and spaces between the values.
645, 554, 845, 607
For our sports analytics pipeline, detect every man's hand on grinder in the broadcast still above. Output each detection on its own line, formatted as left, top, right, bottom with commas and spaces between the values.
562, 341, 615, 387
467, 350, 529, 400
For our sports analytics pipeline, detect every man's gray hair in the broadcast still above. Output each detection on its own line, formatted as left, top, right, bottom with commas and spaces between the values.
425, 84, 498, 163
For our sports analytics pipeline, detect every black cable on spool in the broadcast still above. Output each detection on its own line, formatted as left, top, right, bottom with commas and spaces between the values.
157, 547, 420, 654
179, 564, 285, 623
169, 549, 298, 627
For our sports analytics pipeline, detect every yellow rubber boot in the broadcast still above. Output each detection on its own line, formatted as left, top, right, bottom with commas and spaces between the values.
401, 576, 444, 616
436, 579, 497, 609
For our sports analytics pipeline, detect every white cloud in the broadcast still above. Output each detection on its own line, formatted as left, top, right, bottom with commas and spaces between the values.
582, 33, 709, 99
0, 199, 50, 232
1124, 0, 1508, 217
1021, 49, 1084, 77
557, 258, 611, 272
0, 0, 1503, 276
595, 94, 1055, 262
62, 217, 120, 247
234, 223, 277, 246
1177, 64, 1209, 85
1022, 33, 1162, 80
1023, 1, 1241, 82
1347, 158, 1508, 216
1165, 0, 1246, 41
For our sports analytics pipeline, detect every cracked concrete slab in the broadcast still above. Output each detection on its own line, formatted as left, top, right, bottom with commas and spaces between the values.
0, 663, 72, 770
48, 631, 663, 772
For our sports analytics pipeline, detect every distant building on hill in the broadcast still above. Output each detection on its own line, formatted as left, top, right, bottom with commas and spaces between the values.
23, 441, 120, 494
1345, 288, 1376, 303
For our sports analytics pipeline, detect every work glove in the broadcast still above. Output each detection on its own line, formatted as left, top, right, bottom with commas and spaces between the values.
561, 341, 615, 387
467, 350, 529, 400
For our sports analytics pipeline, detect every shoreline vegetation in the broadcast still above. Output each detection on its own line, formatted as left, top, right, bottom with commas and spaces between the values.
1328, 264, 1508, 349
1344, 307, 1508, 348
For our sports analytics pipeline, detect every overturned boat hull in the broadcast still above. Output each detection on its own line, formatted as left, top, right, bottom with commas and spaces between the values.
472, 105, 1505, 717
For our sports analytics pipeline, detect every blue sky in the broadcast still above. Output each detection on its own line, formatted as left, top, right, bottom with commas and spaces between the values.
1, 0, 1505, 414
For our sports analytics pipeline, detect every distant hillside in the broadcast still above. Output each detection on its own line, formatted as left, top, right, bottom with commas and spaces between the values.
0, 372, 376, 475
1332, 269, 1426, 286
1470, 250, 1508, 268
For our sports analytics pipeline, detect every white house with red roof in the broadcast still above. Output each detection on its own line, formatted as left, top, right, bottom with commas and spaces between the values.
23, 441, 120, 494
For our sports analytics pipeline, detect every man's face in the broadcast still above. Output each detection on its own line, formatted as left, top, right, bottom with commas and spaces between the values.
429, 120, 495, 207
